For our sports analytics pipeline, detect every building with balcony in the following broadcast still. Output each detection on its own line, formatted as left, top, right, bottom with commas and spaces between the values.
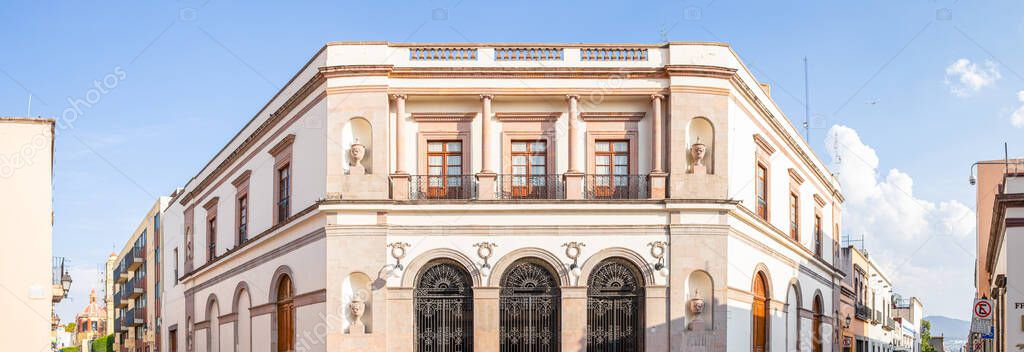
113, 197, 170, 352
838, 245, 921, 352
974, 159, 1024, 352
159, 41, 847, 352
0, 117, 56, 352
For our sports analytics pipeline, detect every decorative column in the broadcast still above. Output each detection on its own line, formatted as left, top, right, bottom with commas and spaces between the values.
476, 94, 497, 199
390, 94, 410, 200
649, 94, 668, 199
564, 95, 584, 199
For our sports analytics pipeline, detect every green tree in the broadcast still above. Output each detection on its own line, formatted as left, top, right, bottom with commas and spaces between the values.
920, 319, 937, 352
64, 322, 76, 333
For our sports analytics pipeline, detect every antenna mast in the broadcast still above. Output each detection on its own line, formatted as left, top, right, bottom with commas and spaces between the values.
803, 57, 810, 142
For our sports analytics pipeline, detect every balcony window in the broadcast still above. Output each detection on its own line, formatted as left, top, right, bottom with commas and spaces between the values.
790, 192, 800, 241
237, 195, 248, 244
756, 163, 769, 220
207, 217, 217, 260
424, 141, 465, 199
507, 140, 551, 198
277, 164, 291, 222
586, 140, 646, 199
814, 214, 823, 257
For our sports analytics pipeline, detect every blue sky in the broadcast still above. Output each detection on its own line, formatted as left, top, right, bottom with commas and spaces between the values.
3, 1, 1021, 322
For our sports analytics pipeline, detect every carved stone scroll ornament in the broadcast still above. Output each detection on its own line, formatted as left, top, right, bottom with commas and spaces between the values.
473, 242, 497, 276
387, 242, 410, 271
648, 241, 667, 271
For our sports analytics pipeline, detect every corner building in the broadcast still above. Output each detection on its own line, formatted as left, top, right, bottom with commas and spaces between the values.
160, 42, 844, 352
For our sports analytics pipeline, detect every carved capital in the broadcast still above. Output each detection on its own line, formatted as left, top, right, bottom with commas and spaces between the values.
389, 94, 407, 101
650, 93, 665, 101
479, 94, 494, 101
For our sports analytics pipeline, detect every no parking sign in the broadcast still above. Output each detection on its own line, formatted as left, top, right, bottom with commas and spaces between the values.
970, 299, 993, 338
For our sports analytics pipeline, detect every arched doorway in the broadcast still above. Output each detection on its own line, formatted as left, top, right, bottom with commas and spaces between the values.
813, 295, 824, 352
752, 271, 769, 352
786, 284, 800, 352
499, 260, 560, 351
586, 258, 644, 351
414, 260, 474, 351
276, 275, 294, 352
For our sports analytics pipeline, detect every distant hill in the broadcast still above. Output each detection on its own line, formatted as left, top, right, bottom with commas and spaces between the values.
925, 315, 970, 340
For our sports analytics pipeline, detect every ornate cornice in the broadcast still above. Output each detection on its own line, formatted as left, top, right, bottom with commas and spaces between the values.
753, 133, 776, 155
319, 64, 393, 78
788, 168, 805, 185
664, 64, 737, 79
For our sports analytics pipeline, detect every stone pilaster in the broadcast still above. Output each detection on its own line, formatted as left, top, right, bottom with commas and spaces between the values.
560, 287, 588, 352
473, 287, 500, 351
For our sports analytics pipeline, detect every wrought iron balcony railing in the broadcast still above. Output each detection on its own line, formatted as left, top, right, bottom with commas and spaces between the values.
855, 303, 871, 321
584, 174, 649, 200
883, 317, 897, 330
409, 175, 476, 200
496, 174, 564, 200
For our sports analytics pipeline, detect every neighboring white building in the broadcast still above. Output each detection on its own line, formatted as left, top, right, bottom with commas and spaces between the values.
0, 117, 57, 352
159, 42, 845, 352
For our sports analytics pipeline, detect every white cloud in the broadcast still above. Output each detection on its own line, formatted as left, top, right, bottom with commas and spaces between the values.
826, 125, 976, 318
945, 58, 1001, 96
1011, 90, 1024, 128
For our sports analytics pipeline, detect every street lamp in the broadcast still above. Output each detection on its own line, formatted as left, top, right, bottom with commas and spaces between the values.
844, 314, 852, 329
60, 272, 72, 298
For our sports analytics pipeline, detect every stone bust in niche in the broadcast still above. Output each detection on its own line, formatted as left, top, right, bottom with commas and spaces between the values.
348, 139, 366, 175
689, 137, 708, 174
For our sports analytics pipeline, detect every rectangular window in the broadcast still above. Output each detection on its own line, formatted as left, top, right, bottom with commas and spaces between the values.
277, 164, 291, 222
790, 192, 800, 241
510, 140, 547, 197
237, 195, 248, 244
207, 217, 217, 260
814, 214, 823, 257
594, 140, 630, 196
756, 163, 769, 220
173, 248, 178, 284
426, 141, 463, 198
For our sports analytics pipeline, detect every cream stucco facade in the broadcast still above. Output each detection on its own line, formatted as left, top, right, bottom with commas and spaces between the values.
159, 42, 846, 352
0, 117, 56, 352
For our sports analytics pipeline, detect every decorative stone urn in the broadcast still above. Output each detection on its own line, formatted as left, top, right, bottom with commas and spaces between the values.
689, 138, 708, 174
349, 296, 366, 335
349, 141, 367, 175
688, 289, 706, 331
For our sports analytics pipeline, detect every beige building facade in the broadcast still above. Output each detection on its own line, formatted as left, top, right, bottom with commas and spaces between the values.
159, 42, 846, 352
837, 245, 921, 352
114, 197, 170, 352
0, 117, 57, 352
975, 162, 1024, 352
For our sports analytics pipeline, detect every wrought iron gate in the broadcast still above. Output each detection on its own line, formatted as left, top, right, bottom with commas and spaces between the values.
586, 259, 644, 352
415, 262, 474, 352
499, 261, 560, 352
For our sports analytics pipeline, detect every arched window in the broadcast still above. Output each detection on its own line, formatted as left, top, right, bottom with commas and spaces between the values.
276, 275, 294, 352
415, 260, 473, 352
499, 260, 560, 351
752, 272, 770, 352
813, 295, 824, 352
587, 258, 644, 351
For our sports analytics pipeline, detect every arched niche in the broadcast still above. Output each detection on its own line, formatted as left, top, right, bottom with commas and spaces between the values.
342, 272, 373, 334
686, 117, 715, 174
342, 117, 373, 175
685, 270, 714, 330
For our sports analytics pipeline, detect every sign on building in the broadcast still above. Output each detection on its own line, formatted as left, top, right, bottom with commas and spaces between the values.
970, 298, 993, 338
